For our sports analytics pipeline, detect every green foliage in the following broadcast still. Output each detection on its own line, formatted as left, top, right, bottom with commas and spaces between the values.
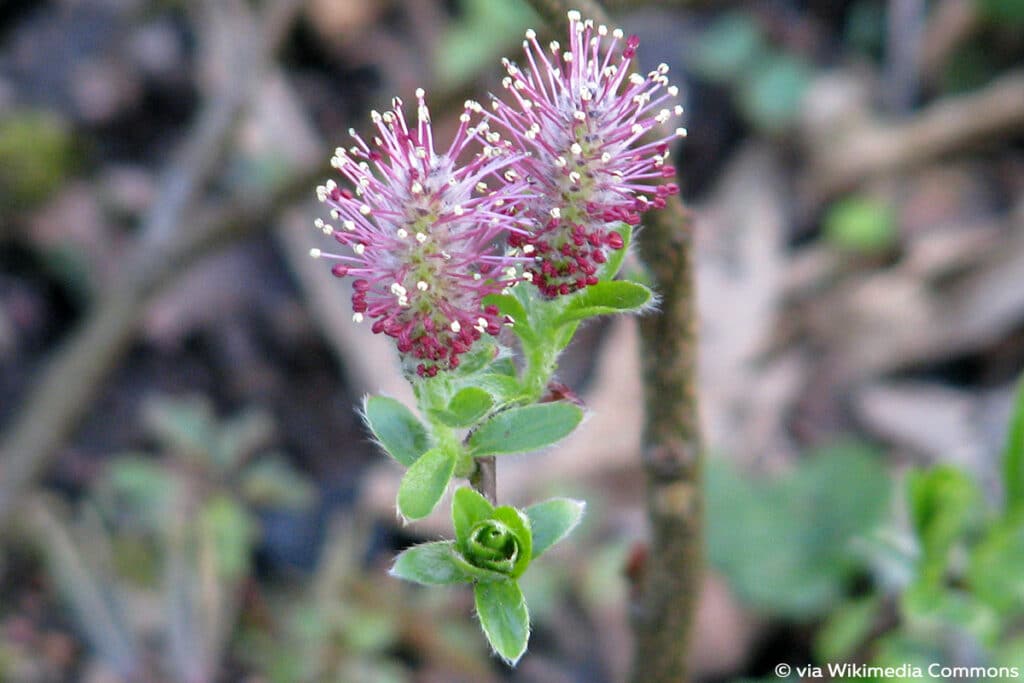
525, 498, 586, 560
430, 387, 494, 428
555, 281, 653, 324
435, 0, 538, 88
468, 402, 583, 456
977, 0, 1024, 25
474, 580, 530, 665
363, 395, 432, 466
397, 447, 457, 519
390, 541, 468, 585
1002, 375, 1024, 512
707, 442, 891, 617
738, 53, 813, 133
30, 396, 319, 679
0, 110, 76, 209
692, 13, 766, 83
691, 12, 812, 132
799, 378, 1024, 670
824, 196, 898, 253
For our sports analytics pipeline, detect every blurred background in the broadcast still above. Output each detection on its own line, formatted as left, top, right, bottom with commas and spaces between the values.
1, 0, 1024, 681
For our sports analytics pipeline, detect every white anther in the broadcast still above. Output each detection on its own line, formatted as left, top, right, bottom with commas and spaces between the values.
668, 85, 679, 96
453, 205, 464, 216
416, 232, 427, 243
343, 220, 356, 231
353, 243, 365, 255
415, 87, 425, 98
450, 321, 461, 333
397, 228, 408, 239
676, 127, 688, 137
525, 28, 536, 39
567, 10, 581, 21
630, 73, 644, 86
523, 244, 535, 254
417, 281, 429, 291
598, 25, 608, 36
360, 205, 372, 215
353, 313, 364, 323
309, 248, 321, 259
601, 152, 612, 163
550, 40, 560, 52
550, 207, 561, 219
554, 156, 567, 168
411, 181, 423, 194
570, 143, 583, 155
631, 123, 644, 134
613, 28, 623, 39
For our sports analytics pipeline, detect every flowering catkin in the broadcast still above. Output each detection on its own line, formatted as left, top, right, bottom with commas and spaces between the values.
311, 91, 531, 376
488, 11, 686, 297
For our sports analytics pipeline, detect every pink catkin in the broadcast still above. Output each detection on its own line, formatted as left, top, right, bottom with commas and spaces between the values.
488, 11, 686, 297
312, 90, 533, 375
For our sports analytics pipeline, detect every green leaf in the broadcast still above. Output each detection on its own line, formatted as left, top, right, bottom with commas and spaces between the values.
1003, 374, 1024, 513
363, 395, 431, 467
431, 387, 494, 428
599, 223, 632, 281
706, 442, 891, 618
491, 506, 533, 578
967, 517, 1024, 615
397, 447, 457, 520
199, 496, 255, 580
907, 465, 982, 582
483, 293, 535, 343
239, 455, 317, 510
691, 12, 766, 84
824, 196, 897, 254
468, 402, 583, 456
555, 281, 652, 325
814, 595, 882, 662
390, 541, 470, 585
738, 52, 813, 133
453, 487, 495, 546
526, 498, 586, 559
474, 580, 530, 666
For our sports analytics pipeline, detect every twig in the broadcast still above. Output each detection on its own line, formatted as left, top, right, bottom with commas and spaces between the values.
811, 69, 1024, 196
0, 0, 305, 527
470, 456, 497, 505
520, 2, 704, 681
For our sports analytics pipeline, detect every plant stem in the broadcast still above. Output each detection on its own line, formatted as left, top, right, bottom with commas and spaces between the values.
470, 457, 497, 504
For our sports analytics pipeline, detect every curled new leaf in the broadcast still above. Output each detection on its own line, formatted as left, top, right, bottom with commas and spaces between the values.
451, 488, 533, 580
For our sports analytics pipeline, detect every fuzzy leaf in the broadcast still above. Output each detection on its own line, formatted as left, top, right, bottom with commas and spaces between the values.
1003, 374, 1024, 513
474, 580, 530, 666
526, 498, 586, 559
468, 402, 583, 456
390, 541, 470, 585
453, 487, 495, 546
397, 447, 456, 519
363, 395, 431, 467
431, 387, 494, 428
556, 281, 652, 324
